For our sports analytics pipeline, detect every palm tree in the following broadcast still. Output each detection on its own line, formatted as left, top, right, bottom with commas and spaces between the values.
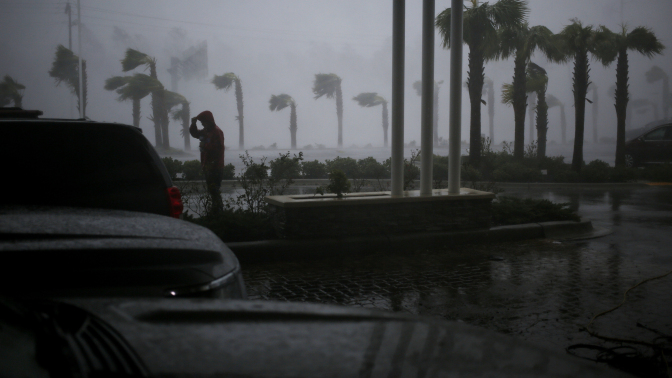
159, 90, 189, 150
547, 94, 567, 144
353, 92, 389, 147
121, 48, 167, 148
502, 62, 549, 157
598, 26, 664, 167
526, 63, 549, 159
104, 74, 158, 128
269, 94, 298, 149
48, 45, 87, 118
172, 101, 191, 151
436, 0, 527, 167
313, 73, 344, 147
557, 19, 611, 172
0, 75, 25, 108
212, 73, 244, 149
498, 23, 558, 159
645, 66, 669, 120
413, 80, 443, 146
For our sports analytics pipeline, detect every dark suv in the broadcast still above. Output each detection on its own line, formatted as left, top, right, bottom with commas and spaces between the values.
624, 122, 672, 167
0, 108, 183, 217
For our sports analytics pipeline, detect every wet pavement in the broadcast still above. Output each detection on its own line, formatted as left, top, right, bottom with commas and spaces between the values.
241, 184, 672, 371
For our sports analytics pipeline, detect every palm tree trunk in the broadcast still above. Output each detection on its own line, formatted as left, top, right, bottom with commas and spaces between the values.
528, 91, 536, 145
132, 96, 140, 127
536, 90, 548, 159
235, 78, 244, 149
159, 90, 170, 149
468, 48, 485, 167
382, 102, 389, 147
592, 86, 598, 143
663, 77, 669, 120
149, 64, 162, 148
512, 55, 527, 159
182, 102, 191, 151
571, 51, 589, 172
290, 103, 297, 149
336, 82, 343, 148
614, 49, 629, 167
488, 82, 495, 142
560, 105, 567, 144
433, 89, 439, 146
82, 61, 88, 118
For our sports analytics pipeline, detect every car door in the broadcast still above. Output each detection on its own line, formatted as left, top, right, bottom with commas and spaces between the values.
663, 126, 672, 163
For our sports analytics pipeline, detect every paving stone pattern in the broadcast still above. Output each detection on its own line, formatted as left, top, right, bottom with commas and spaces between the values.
242, 239, 672, 356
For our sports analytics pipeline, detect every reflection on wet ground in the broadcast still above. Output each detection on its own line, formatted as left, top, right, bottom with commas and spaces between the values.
241, 185, 672, 366
243, 239, 672, 352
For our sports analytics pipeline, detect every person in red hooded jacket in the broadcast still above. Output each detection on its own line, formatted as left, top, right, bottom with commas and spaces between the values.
189, 111, 225, 213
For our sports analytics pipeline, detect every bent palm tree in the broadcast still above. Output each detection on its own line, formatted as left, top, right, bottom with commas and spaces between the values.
557, 19, 611, 172
498, 23, 558, 159
436, 0, 528, 167
313, 73, 344, 147
0, 75, 25, 108
49, 45, 87, 118
645, 66, 669, 121
353, 92, 389, 147
547, 94, 567, 144
121, 48, 167, 148
413, 80, 443, 146
212, 72, 244, 148
269, 94, 298, 149
104, 74, 158, 127
598, 26, 664, 167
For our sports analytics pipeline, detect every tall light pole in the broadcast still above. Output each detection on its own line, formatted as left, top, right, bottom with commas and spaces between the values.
448, 0, 463, 194
419, 0, 435, 195
77, 0, 83, 119
391, 0, 405, 197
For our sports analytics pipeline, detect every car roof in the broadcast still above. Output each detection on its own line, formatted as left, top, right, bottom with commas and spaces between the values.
0, 108, 142, 132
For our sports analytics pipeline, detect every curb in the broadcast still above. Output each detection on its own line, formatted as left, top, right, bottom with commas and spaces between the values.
228, 218, 611, 264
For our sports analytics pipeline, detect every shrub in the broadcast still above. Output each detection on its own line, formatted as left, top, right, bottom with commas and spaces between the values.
327, 169, 351, 198
222, 163, 236, 179
640, 164, 672, 182
433, 154, 449, 188
270, 152, 303, 180
161, 157, 183, 180
357, 157, 389, 179
302, 160, 328, 179
182, 160, 203, 180
325, 156, 359, 178
579, 160, 611, 183
492, 196, 580, 226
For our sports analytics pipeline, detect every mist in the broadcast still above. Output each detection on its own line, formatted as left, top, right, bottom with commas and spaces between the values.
2, 0, 671, 159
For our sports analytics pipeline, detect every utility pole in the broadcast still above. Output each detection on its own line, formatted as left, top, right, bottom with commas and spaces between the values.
77, 0, 83, 119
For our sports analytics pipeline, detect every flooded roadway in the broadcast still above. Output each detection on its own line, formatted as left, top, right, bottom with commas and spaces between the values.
241, 184, 672, 365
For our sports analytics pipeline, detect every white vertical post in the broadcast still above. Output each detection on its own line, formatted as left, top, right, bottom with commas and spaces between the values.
448, 0, 463, 194
391, 0, 405, 197
77, 0, 83, 119
419, 0, 435, 196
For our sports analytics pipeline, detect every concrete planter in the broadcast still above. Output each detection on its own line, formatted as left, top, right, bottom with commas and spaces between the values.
265, 188, 495, 240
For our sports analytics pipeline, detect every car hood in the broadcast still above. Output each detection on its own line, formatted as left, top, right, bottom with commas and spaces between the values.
53, 298, 628, 378
0, 207, 239, 296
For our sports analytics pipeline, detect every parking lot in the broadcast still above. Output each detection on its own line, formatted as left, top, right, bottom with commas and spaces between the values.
242, 184, 672, 372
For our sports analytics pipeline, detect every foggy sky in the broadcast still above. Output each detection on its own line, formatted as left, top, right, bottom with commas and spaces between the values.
1, 0, 671, 151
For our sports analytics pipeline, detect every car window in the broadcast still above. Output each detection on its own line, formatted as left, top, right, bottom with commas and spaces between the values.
664, 126, 672, 140
643, 127, 667, 141
1, 122, 168, 211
